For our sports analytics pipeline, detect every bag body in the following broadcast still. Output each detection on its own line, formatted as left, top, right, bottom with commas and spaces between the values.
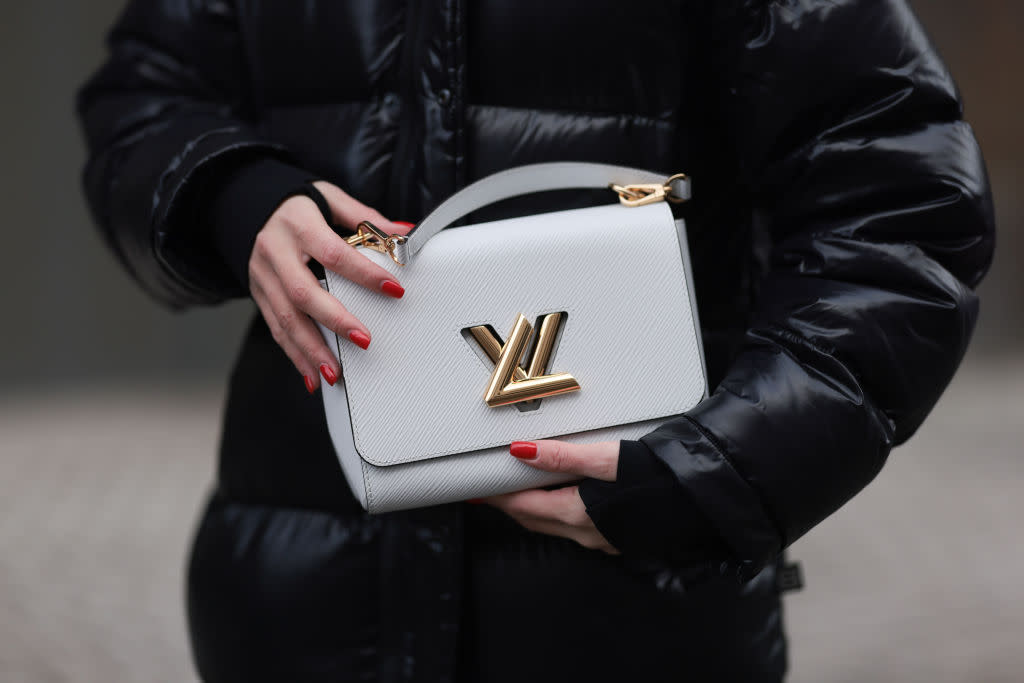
317, 163, 706, 512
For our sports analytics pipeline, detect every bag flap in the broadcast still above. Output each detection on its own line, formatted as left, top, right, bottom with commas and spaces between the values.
323, 202, 706, 467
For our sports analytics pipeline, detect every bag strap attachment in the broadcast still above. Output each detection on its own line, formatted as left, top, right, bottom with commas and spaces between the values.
385, 162, 690, 266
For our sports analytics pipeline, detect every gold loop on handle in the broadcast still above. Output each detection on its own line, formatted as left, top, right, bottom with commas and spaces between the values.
610, 173, 689, 207
663, 173, 689, 204
345, 220, 408, 266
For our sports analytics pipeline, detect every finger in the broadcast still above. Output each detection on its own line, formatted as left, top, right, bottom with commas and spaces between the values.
257, 198, 403, 297
508, 440, 619, 482
254, 257, 346, 381
268, 240, 375, 351
485, 489, 619, 554
247, 200, 359, 384
296, 221, 407, 297
313, 181, 414, 235
255, 214, 391, 348
486, 486, 589, 527
252, 282, 319, 393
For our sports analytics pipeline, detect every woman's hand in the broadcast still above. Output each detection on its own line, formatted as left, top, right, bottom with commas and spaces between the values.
248, 181, 414, 393
477, 440, 621, 555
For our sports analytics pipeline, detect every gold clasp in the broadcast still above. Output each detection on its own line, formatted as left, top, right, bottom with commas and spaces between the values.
467, 312, 580, 408
610, 173, 689, 207
345, 220, 408, 266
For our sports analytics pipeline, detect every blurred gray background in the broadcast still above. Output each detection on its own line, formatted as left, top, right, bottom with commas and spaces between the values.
1, 2, 1021, 681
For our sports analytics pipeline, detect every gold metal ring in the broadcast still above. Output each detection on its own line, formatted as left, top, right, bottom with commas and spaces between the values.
664, 173, 689, 204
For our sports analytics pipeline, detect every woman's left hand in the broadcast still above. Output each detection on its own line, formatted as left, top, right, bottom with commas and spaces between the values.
476, 440, 620, 555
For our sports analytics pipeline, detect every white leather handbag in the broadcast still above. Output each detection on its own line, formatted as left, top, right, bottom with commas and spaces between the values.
316, 162, 707, 513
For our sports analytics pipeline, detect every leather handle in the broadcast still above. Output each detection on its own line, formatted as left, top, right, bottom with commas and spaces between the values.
394, 162, 690, 264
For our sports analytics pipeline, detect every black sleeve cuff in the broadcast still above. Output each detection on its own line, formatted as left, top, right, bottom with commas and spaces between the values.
577, 440, 730, 569
207, 157, 333, 288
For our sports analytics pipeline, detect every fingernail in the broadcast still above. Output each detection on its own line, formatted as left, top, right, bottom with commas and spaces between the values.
348, 330, 371, 350
381, 280, 405, 299
510, 441, 538, 460
393, 221, 415, 228
320, 364, 337, 386
466, 498, 483, 505
304, 375, 316, 394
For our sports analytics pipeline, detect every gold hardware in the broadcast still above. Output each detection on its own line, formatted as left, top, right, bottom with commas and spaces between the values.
467, 313, 580, 407
526, 313, 562, 380
345, 220, 408, 266
610, 173, 688, 207
467, 327, 529, 382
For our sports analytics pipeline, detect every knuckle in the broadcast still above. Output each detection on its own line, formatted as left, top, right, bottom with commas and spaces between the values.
549, 443, 573, 471
327, 312, 351, 333
320, 242, 350, 268
283, 211, 316, 241
277, 204, 301, 226
288, 282, 312, 306
292, 221, 314, 245
252, 232, 274, 259
277, 309, 298, 332
301, 339, 324, 362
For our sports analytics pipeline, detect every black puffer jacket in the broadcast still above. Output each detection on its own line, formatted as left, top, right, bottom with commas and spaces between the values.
78, 1, 994, 681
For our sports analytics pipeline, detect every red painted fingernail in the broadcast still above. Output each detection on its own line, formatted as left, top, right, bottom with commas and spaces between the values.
304, 375, 316, 394
348, 330, 371, 350
320, 364, 337, 386
393, 221, 415, 228
510, 441, 538, 460
466, 498, 484, 504
381, 280, 405, 299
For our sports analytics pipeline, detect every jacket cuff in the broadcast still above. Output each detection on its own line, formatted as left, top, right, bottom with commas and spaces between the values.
208, 158, 332, 288
577, 440, 730, 569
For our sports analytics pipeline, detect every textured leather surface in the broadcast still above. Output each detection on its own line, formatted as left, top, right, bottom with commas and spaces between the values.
315, 351, 670, 513
397, 162, 690, 263
324, 201, 704, 463
318, 193, 705, 510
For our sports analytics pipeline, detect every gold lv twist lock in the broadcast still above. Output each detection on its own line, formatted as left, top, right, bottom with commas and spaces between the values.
467, 313, 580, 408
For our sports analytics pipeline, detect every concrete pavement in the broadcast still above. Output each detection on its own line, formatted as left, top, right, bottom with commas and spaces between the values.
1, 355, 1021, 681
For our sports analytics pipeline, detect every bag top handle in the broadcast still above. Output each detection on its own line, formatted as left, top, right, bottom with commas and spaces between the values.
392, 162, 690, 265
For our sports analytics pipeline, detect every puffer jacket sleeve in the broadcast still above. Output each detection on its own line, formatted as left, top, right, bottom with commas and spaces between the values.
589, 0, 995, 579
77, 0, 297, 307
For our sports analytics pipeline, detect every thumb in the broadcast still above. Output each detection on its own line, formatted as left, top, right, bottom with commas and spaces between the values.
509, 440, 619, 482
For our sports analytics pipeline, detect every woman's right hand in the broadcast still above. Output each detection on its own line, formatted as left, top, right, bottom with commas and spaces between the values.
248, 181, 414, 394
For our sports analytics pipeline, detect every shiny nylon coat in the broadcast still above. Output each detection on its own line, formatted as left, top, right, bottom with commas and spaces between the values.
78, 1, 994, 680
